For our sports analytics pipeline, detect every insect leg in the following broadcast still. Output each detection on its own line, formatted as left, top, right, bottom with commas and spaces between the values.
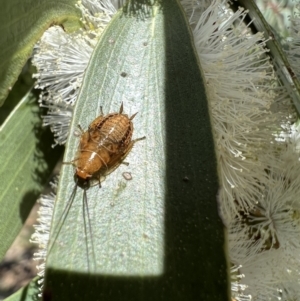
118, 136, 146, 158
132, 136, 146, 143
62, 158, 79, 165
77, 124, 85, 134
119, 136, 145, 157
98, 143, 118, 154
99, 106, 104, 116
74, 125, 85, 137
117, 136, 146, 163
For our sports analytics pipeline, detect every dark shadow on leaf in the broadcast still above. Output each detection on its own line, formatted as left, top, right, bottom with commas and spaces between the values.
16, 92, 62, 224
10, 86, 63, 242
19, 191, 39, 224
30, 93, 63, 188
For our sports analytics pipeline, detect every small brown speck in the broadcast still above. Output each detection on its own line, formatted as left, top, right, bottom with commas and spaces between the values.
122, 172, 132, 181
120, 72, 127, 77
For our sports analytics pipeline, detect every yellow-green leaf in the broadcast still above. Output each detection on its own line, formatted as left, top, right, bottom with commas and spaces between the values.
0, 90, 63, 260
0, 0, 81, 105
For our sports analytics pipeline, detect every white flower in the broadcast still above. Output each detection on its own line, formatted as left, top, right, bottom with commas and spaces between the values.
231, 265, 252, 301
191, 1, 300, 300
286, 3, 300, 79
228, 145, 300, 300
32, 0, 116, 146
192, 1, 296, 219
30, 180, 57, 296
232, 249, 300, 301
77, 0, 117, 30
32, 27, 93, 146
180, 0, 211, 26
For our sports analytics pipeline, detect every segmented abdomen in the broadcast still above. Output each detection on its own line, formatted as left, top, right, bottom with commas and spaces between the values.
91, 113, 133, 148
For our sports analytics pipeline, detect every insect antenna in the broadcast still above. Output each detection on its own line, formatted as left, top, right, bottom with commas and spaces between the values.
48, 180, 78, 255
82, 188, 97, 272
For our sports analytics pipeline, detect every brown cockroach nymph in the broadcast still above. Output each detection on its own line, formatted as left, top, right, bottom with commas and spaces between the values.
68, 102, 145, 187
50, 103, 145, 270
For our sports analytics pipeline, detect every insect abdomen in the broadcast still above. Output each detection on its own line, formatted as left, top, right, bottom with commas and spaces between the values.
92, 113, 133, 147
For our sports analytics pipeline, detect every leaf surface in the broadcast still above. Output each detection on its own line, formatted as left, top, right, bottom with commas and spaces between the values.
46, 1, 229, 300
0, 0, 81, 105
0, 90, 63, 259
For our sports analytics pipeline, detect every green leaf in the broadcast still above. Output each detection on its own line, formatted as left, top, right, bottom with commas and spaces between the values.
236, 0, 300, 115
0, 62, 35, 124
0, 90, 63, 260
46, 1, 229, 300
0, 0, 81, 106
4, 278, 40, 301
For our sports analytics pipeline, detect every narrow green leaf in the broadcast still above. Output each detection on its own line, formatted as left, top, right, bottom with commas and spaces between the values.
0, 0, 81, 105
0, 62, 35, 124
0, 90, 63, 260
236, 0, 300, 115
46, 1, 229, 300
4, 278, 40, 301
